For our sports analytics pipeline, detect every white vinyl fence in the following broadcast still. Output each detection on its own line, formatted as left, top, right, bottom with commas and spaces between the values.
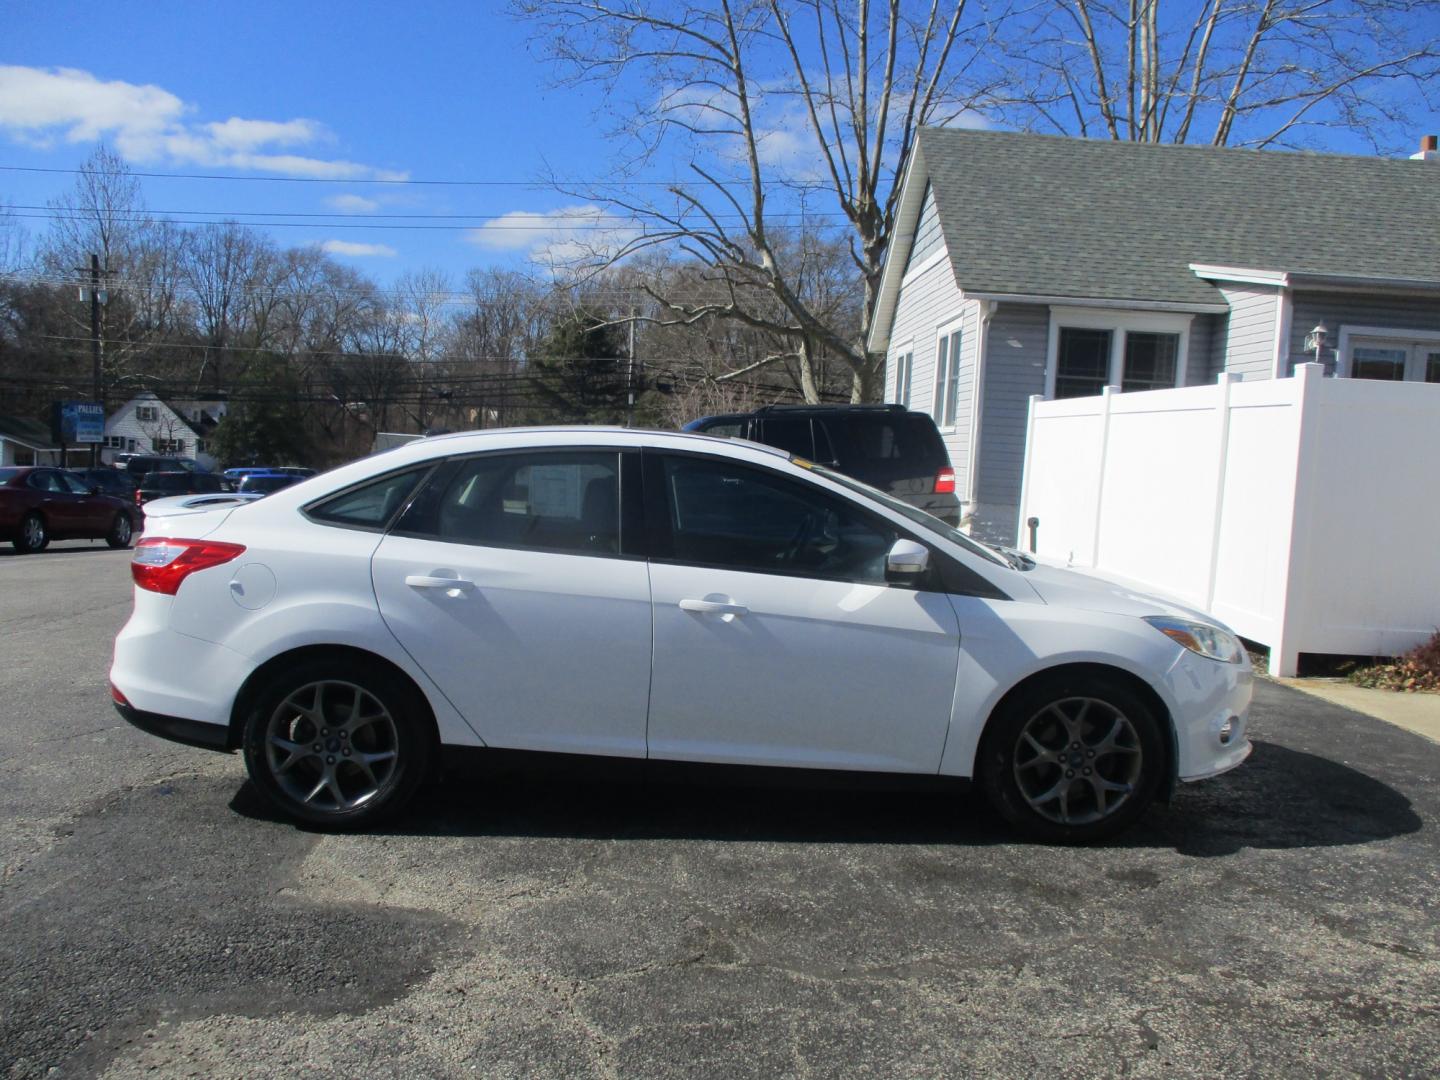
1016, 363, 1440, 676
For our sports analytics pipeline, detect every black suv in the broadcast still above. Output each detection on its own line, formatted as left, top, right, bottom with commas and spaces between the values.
135, 471, 230, 505
683, 404, 961, 525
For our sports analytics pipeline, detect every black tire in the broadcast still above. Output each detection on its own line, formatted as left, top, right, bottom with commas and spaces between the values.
106, 512, 134, 549
14, 512, 48, 554
242, 658, 435, 830
978, 672, 1165, 843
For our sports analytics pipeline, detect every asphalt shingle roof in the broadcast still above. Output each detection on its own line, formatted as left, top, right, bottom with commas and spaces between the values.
918, 128, 1440, 306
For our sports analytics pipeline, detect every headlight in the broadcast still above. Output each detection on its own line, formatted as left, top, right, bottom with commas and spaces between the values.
1143, 616, 1243, 663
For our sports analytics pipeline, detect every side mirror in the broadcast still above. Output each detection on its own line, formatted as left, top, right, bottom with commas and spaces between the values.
885, 538, 930, 585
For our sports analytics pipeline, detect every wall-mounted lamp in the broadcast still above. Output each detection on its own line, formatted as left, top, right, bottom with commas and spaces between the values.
1304, 322, 1329, 356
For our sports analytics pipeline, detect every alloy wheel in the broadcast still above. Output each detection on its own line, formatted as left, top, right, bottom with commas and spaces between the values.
263, 680, 400, 813
1012, 696, 1143, 826
22, 515, 45, 550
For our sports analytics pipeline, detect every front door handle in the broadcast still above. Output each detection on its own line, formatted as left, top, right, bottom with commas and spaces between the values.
405, 574, 475, 591
679, 598, 749, 617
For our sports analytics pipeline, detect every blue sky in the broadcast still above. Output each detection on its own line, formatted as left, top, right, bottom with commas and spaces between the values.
1, 0, 647, 281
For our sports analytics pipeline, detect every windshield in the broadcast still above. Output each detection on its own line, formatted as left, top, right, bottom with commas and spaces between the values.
800, 460, 1013, 569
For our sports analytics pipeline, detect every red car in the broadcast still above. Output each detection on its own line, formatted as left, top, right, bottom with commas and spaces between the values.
0, 466, 143, 554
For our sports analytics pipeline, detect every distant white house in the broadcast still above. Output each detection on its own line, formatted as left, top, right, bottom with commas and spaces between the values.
103, 392, 227, 470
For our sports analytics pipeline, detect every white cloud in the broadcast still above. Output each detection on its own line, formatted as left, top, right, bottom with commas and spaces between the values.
0, 65, 407, 180
325, 193, 382, 213
465, 205, 639, 267
321, 240, 397, 257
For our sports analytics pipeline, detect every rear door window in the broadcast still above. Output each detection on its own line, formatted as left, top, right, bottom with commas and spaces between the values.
396, 451, 623, 556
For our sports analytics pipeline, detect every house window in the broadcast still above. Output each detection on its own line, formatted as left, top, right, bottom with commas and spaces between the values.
153, 438, 186, 454
135, 406, 158, 422
1339, 329, 1440, 383
933, 328, 962, 427
893, 349, 913, 407
1055, 328, 1112, 399
1047, 308, 1191, 400
103, 436, 126, 449
195, 439, 208, 454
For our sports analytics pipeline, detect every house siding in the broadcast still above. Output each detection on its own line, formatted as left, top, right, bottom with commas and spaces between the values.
1187, 314, 1221, 384
1285, 291, 1440, 376
883, 256, 977, 496
904, 184, 944, 271
1215, 284, 1280, 380
971, 302, 1049, 543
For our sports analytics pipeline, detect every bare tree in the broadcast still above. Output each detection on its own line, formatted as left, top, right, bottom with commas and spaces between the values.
990, 0, 1440, 151
516, 0, 1000, 402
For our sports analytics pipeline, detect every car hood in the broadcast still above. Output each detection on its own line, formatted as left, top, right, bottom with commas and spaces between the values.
1019, 558, 1225, 626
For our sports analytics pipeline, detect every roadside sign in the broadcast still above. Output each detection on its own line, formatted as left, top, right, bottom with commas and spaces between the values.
54, 401, 106, 444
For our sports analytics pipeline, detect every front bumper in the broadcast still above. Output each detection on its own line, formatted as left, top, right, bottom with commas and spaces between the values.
1165, 648, 1254, 782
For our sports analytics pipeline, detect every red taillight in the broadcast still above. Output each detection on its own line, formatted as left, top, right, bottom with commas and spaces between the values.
131, 537, 246, 595
109, 682, 131, 707
934, 466, 956, 494
135, 488, 143, 505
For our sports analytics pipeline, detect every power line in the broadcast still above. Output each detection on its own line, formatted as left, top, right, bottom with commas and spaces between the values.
0, 164, 841, 188
4, 203, 846, 223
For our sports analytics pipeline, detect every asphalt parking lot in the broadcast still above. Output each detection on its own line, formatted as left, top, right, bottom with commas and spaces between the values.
2, 542, 1438, 1078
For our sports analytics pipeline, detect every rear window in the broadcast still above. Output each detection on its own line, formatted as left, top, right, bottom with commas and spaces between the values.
821, 414, 947, 474
0, 467, 19, 483
150, 473, 192, 491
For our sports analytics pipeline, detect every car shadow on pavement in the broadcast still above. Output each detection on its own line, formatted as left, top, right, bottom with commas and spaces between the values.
230, 738, 1423, 855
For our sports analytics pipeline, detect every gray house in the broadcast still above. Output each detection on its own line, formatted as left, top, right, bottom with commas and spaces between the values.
867, 128, 1440, 541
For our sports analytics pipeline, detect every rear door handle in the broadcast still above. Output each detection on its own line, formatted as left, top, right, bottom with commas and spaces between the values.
405, 574, 475, 591
679, 598, 749, 617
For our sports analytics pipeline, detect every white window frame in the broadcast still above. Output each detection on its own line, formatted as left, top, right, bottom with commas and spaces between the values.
135, 405, 158, 422
1336, 325, 1440, 381
1045, 307, 1193, 399
932, 318, 965, 430
891, 341, 914, 407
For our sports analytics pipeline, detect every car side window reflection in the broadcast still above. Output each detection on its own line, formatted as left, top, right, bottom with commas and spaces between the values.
61, 473, 93, 495
661, 456, 896, 583
397, 451, 621, 556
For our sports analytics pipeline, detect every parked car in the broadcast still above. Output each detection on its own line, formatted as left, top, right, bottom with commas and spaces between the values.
124, 455, 199, 482
684, 404, 962, 525
273, 466, 317, 478
0, 466, 141, 552
135, 471, 230, 505
236, 471, 304, 495
72, 467, 139, 500
111, 428, 1252, 841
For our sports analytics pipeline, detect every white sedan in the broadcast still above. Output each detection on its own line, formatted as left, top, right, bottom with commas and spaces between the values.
111, 427, 1251, 841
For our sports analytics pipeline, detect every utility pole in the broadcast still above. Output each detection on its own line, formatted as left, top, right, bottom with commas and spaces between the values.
625, 304, 637, 429
78, 254, 106, 467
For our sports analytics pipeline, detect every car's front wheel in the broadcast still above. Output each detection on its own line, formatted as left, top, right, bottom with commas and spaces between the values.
106, 512, 134, 549
14, 512, 48, 554
242, 659, 434, 829
979, 673, 1165, 843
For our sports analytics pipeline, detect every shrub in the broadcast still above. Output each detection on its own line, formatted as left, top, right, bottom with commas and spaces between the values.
1350, 629, 1440, 693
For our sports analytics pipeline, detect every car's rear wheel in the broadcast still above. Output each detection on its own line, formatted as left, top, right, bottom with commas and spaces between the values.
14, 512, 48, 554
106, 512, 134, 549
979, 673, 1164, 843
242, 659, 434, 829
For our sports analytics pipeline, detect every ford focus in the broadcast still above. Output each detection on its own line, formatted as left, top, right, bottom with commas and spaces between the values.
111, 428, 1252, 841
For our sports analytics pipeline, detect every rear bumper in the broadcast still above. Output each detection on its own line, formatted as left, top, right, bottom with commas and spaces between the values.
903, 493, 962, 526
113, 699, 232, 752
